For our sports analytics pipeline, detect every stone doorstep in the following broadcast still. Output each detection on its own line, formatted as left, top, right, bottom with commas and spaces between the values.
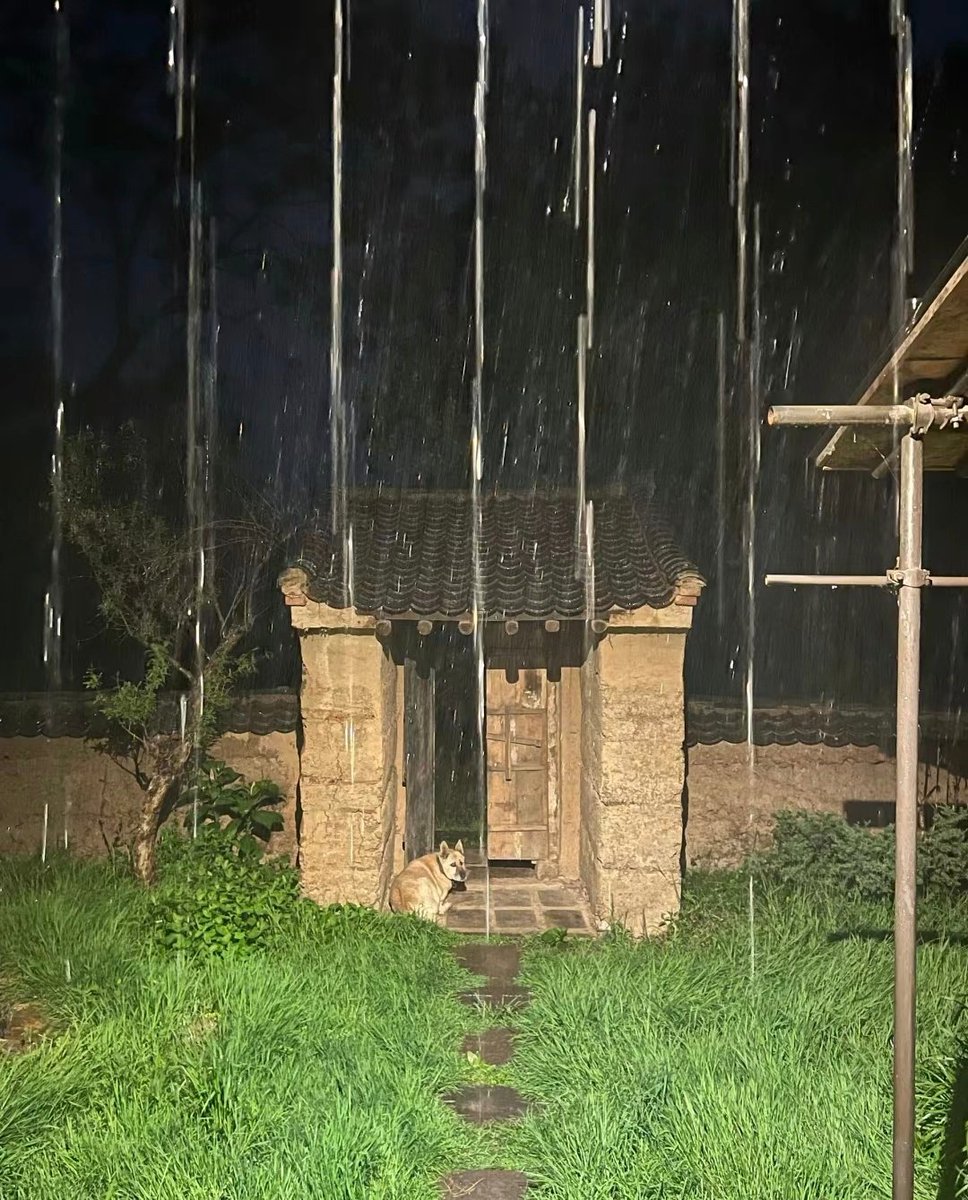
439, 1170, 529, 1199
442, 1084, 531, 1124
447, 910, 597, 937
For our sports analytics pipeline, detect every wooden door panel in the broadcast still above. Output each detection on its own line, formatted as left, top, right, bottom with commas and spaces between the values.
485, 669, 550, 861
488, 828, 549, 861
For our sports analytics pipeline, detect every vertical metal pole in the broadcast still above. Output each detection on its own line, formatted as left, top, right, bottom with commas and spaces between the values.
893, 430, 922, 1200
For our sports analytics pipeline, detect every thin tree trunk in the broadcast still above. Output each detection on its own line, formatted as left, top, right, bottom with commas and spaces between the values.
132, 740, 194, 885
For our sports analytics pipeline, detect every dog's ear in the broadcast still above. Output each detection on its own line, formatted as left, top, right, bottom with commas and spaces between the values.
439, 841, 450, 855
455, 839, 464, 854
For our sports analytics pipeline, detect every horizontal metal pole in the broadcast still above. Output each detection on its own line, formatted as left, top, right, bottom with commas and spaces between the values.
765, 574, 890, 587
767, 404, 914, 428
766, 573, 968, 588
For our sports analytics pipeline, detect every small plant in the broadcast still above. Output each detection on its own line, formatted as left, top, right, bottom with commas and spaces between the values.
921, 805, 968, 895
533, 927, 568, 949
463, 1049, 508, 1084
314, 902, 387, 939
751, 806, 968, 900
151, 827, 300, 956
176, 758, 285, 862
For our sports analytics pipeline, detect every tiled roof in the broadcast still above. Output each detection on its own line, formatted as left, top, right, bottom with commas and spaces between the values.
0, 690, 302, 741
686, 698, 963, 750
291, 487, 703, 618
3, 691, 962, 756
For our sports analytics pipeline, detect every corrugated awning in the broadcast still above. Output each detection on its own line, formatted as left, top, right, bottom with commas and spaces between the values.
816, 236, 968, 473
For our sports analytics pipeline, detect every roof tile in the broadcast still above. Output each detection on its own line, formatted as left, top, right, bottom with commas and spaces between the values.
293, 487, 703, 618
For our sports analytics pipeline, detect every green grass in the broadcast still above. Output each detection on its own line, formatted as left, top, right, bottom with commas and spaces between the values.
501, 878, 968, 1199
5, 857, 968, 1199
0, 854, 484, 1200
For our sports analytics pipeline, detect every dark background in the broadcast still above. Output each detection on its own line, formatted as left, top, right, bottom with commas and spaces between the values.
1, 0, 966, 714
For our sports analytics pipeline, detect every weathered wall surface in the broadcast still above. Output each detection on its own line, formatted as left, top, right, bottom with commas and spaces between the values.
579, 642, 603, 916
685, 741, 968, 869
594, 629, 687, 936
0, 731, 299, 861
557, 668, 582, 882
294, 614, 398, 908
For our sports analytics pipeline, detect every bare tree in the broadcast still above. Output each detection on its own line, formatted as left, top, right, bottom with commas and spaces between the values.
61, 421, 286, 883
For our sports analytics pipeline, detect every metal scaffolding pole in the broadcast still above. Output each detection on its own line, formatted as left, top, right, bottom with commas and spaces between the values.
765, 396, 967, 1200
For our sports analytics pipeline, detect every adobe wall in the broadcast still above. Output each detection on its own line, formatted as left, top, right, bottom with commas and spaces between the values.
557, 668, 582, 881
580, 609, 692, 937
291, 603, 398, 908
685, 740, 968, 869
0, 730, 299, 862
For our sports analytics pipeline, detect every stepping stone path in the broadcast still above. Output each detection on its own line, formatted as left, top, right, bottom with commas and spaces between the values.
438, 942, 533, 1199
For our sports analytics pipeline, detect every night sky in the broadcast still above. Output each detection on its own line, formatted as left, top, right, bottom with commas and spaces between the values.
0, 0, 966, 714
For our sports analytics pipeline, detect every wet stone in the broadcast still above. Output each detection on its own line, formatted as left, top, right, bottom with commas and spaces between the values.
494, 910, 539, 933
447, 908, 489, 933
452, 942, 522, 982
1, 1002, 50, 1054
484, 888, 537, 908
488, 864, 537, 880
536, 887, 583, 908
461, 1027, 516, 1066
443, 1084, 531, 1124
541, 908, 589, 930
439, 1169, 530, 1198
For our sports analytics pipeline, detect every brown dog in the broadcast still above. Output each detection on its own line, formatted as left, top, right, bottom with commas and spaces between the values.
388, 840, 468, 924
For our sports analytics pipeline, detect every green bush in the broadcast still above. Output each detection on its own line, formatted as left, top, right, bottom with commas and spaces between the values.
150, 827, 301, 956
752, 806, 968, 900
175, 758, 285, 862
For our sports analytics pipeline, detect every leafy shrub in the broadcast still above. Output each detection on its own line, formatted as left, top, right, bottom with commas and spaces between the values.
922, 805, 968, 895
752, 807, 968, 900
151, 827, 300, 956
175, 758, 285, 862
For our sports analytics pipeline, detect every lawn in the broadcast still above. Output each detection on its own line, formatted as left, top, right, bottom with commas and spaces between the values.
3, 853, 968, 1200
501, 878, 968, 1199
0, 852, 484, 1200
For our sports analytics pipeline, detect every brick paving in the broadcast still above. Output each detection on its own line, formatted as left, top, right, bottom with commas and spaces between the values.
443, 866, 596, 937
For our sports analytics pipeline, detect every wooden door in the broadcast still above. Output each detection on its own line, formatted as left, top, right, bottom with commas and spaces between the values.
485, 668, 549, 861
403, 658, 435, 862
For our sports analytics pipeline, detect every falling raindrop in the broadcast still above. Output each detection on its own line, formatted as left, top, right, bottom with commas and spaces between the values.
572, 6, 584, 230
586, 108, 597, 349
45, 0, 68, 699
471, 0, 490, 939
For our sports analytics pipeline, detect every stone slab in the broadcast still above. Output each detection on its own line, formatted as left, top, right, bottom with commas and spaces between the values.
461, 1027, 516, 1066
488, 865, 538, 880
443, 1084, 531, 1124
540, 908, 589, 930
536, 887, 584, 907
493, 910, 539, 933
447, 909, 490, 933
480, 888, 537, 907
439, 1170, 529, 1198
452, 943, 522, 982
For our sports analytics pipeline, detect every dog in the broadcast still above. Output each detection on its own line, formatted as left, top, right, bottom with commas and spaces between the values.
388, 840, 468, 924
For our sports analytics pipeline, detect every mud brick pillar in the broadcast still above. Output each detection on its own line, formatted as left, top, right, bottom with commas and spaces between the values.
285, 597, 399, 908
580, 606, 693, 937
